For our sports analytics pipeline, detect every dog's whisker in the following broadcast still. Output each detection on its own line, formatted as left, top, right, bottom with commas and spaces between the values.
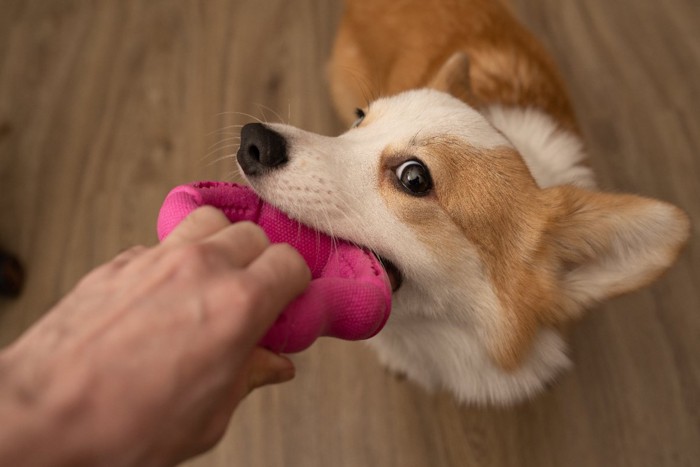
319, 206, 340, 260
205, 139, 241, 154
224, 169, 243, 184
307, 207, 324, 264
204, 153, 239, 168
206, 136, 241, 149
216, 111, 267, 125
340, 65, 378, 111
201, 141, 240, 155
409, 127, 427, 146
202, 138, 242, 157
200, 145, 241, 164
255, 103, 286, 124
205, 124, 244, 137
210, 132, 242, 139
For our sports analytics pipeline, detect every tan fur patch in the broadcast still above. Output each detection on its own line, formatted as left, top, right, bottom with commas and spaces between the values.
540, 186, 691, 314
379, 136, 560, 369
427, 140, 560, 369
330, 0, 580, 132
426, 52, 484, 109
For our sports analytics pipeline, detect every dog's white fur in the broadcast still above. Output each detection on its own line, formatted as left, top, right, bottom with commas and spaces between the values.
483, 106, 596, 190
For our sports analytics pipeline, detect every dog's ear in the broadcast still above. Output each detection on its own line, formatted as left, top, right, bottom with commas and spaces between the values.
543, 186, 690, 316
428, 52, 483, 108
485, 186, 688, 370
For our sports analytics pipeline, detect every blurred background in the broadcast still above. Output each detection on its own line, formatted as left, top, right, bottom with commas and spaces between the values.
1, 1, 698, 466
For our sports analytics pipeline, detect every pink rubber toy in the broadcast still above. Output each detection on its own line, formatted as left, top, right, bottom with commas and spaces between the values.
157, 181, 392, 353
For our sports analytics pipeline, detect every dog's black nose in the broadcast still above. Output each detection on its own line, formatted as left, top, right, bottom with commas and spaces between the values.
237, 123, 288, 176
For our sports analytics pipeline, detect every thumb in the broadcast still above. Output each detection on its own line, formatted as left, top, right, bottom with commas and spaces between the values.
241, 347, 296, 394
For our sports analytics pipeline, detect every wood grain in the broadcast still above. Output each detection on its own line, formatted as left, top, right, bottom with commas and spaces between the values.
1, 1, 698, 466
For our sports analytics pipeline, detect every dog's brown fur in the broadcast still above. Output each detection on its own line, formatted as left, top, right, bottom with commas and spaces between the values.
330, 0, 579, 132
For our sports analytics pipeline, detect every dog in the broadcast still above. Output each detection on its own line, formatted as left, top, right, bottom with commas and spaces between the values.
236, 0, 690, 404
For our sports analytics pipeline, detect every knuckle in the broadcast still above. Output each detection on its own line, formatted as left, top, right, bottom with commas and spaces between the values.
234, 221, 269, 248
114, 245, 147, 262
190, 205, 227, 224
210, 276, 264, 337
271, 244, 310, 276
173, 206, 229, 239
272, 242, 300, 258
174, 243, 222, 272
74, 267, 106, 291
89, 261, 117, 278
85, 245, 149, 281
125, 245, 148, 255
231, 277, 263, 310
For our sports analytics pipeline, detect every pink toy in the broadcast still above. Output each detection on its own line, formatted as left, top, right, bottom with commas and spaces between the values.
157, 181, 392, 353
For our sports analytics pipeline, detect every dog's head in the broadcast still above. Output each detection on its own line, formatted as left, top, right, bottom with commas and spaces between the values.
237, 89, 689, 370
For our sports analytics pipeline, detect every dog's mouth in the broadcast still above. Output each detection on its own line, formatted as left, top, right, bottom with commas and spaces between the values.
376, 255, 403, 292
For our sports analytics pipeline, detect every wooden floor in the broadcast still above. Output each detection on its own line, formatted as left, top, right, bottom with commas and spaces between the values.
1, 1, 699, 466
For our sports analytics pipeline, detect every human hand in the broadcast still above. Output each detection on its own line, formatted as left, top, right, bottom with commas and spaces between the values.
0, 206, 310, 466
157, 181, 393, 353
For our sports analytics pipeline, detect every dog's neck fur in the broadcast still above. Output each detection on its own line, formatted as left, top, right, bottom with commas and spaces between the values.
370, 317, 572, 404
482, 105, 596, 188
483, 105, 596, 189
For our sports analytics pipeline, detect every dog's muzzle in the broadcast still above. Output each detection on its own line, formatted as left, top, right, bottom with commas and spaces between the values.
237, 123, 288, 176
236, 123, 404, 293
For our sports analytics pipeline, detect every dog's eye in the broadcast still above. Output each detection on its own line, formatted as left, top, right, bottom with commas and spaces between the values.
352, 108, 366, 128
395, 160, 432, 196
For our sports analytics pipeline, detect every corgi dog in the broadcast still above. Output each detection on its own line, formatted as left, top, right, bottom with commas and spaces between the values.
236, 0, 690, 404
